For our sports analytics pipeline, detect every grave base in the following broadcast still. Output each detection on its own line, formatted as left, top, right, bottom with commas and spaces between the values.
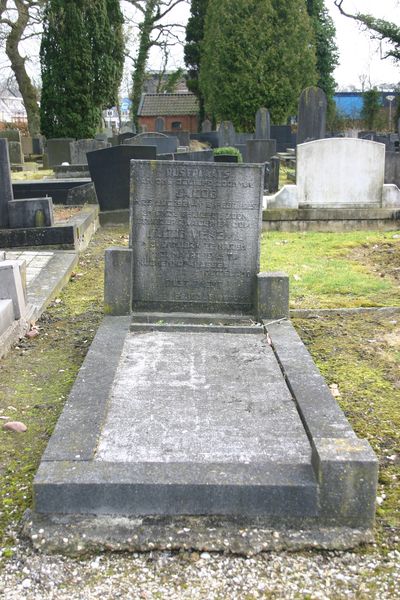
29, 316, 378, 554
23, 512, 374, 556
263, 207, 400, 232
0, 204, 99, 250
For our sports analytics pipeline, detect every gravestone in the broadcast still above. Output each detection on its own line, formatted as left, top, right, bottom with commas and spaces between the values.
255, 108, 271, 140
118, 132, 135, 145
31, 157, 378, 553
385, 151, 400, 188
201, 119, 212, 133
218, 121, 236, 146
46, 138, 74, 167
246, 139, 277, 164
297, 86, 327, 145
0, 129, 21, 143
267, 157, 280, 193
155, 117, 165, 132
270, 125, 297, 153
8, 141, 24, 164
0, 139, 12, 227
95, 133, 109, 142
21, 136, 33, 156
131, 161, 264, 313
126, 132, 178, 154
32, 137, 44, 155
69, 139, 111, 165
87, 145, 157, 211
267, 138, 400, 209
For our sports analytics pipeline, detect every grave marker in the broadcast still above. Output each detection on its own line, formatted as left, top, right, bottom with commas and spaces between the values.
255, 107, 271, 140
131, 161, 264, 313
218, 121, 236, 146
0, 139, 12, 227
297, 86, 327, 145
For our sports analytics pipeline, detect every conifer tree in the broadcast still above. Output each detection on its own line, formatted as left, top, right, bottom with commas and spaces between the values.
184, 0, 208, 127
199, 0, 317, 129
40, 0, 124, 139
306, 0, 338, 119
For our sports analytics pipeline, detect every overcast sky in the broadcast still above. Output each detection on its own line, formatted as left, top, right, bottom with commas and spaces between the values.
145, 0, 399, 90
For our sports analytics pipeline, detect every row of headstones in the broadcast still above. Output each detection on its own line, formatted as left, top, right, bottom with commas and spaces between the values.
358, 130, 399, 152
0, 139, 54, 230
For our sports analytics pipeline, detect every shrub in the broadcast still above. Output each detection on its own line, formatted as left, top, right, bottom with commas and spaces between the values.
213, 146, 243, 162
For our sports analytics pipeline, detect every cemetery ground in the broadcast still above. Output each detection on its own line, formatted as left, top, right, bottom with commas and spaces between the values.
0, 225, 399, 598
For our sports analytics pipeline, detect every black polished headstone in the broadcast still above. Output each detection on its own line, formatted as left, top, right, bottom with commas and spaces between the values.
270, 125, 296, 152
46, 138, 74, 167
130, 161, 264, 313
297, 87, 327, 145
0, 139, 13, 227
87, 145, 156, 211
255, 108, 271, 140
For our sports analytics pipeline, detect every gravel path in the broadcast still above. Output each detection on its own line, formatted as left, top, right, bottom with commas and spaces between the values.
1, 539, 399, 599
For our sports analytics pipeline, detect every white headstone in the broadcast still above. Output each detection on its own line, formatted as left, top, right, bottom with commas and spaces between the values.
297, 138, 385, 207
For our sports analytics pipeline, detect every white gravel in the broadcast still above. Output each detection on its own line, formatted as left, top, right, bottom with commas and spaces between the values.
0, 540, 399, 599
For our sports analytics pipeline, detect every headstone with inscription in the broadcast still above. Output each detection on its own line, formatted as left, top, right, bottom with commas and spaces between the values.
130, 161, 264, 313
31, 156, 378, 552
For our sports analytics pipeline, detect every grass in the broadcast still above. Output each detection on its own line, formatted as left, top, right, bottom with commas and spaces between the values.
260, 230, 400, 308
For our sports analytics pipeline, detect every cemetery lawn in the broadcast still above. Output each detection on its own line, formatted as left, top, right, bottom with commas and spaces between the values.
0, 225, 398, 563
261, 230, 400, 309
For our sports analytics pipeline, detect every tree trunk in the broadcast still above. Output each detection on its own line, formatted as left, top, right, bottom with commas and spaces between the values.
131, 0, 158, 131
5, 1, 41, 136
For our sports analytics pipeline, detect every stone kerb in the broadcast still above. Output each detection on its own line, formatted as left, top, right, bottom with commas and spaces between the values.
130, 160, 264, 314
297, 138, 386, 208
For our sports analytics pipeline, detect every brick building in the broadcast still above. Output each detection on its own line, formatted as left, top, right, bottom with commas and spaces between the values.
137, 93, 199, 133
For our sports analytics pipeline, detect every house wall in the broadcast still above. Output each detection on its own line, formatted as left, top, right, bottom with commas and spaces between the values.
138, 114, 198, 134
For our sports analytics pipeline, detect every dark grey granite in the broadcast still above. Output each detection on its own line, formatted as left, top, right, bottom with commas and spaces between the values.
257, 272, 289, 320
130, 161, 264, 313
69, 139, 110, 165
255, 108, 271, 140
65, 182, 98, 206
126, 134, 178, 154
385, 150, 400, 187
201, 119, 212, 133
8, 141, 24, 164
13, 179, 92, 204
271, 125, 297, 152
267, 156, 280, 193
46, 138, 74, 167
247, 139, 277, 164
0, 139, 12, 227
297, 86, 327, 144
8, 198, 54, 228
164, 130, 191, 147
87, 145, 156, 211
104, 248, 132, 315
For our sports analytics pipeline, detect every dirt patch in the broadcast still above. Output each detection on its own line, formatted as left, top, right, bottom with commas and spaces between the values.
349, 240, 400, 282
53, 206, 82, 223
